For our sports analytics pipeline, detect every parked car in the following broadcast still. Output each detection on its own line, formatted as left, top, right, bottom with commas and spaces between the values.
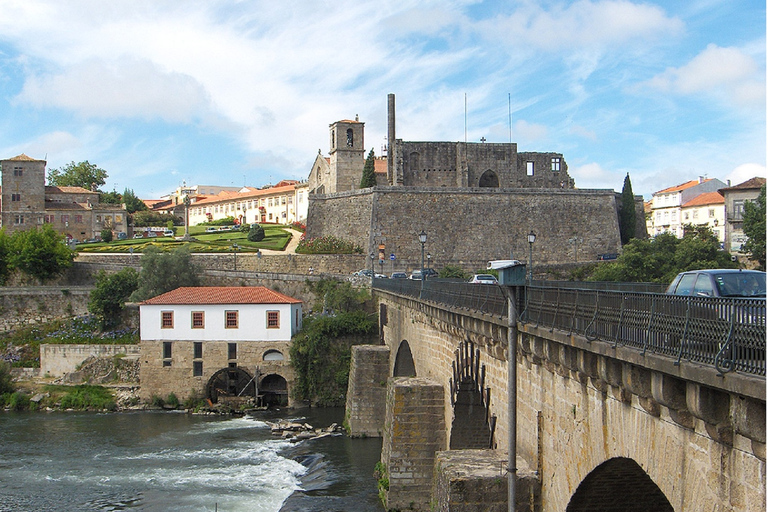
163, 229, 175, 237
147, 232, 158, 238
666, 269, 766, 298
409, 270, 423, 280
205, 227, 218, 233
391, 272, 408, 279
133, 233, 144, 239
117, 232, 128, 240
468, 274, 499, 285
354, 269, 373, 277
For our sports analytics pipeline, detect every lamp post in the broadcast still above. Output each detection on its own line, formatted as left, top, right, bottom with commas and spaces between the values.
233, 243, 239, 271
426, 252, 432, 280
418, 230, 427, 279
370, 252, 375, 286
527, 231, 536, 282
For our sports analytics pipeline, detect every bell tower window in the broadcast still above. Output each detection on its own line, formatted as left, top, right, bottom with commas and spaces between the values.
347, 128, 354, 147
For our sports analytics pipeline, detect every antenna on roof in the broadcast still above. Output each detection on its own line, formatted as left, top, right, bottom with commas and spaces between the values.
464, 93, 467, 145
508, 93, 512, 143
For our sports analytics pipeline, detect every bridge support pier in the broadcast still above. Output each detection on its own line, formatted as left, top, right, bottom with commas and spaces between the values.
345, 345, 390, 437
433, 450, 540, 512
381, 377, 446, 511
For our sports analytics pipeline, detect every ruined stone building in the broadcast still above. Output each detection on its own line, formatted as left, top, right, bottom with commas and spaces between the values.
0, 154, 127, 241
306, 94, 633, 271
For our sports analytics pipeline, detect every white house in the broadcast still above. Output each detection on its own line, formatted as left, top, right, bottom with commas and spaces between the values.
139, 286, 302, 406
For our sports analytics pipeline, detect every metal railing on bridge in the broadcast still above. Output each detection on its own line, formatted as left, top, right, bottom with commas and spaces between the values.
372, 278, 766, 377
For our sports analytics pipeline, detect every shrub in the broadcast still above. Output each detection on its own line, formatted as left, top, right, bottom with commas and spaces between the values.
296, 235, 362, 254
247, 224, 265, 242
166, 392, 179, 408
100, 229, 113, 243
151, 394, 165, 407
58, 385, 116, 410
8, 391, 30, 411
0, 362, 15, 395
291, 221, 306, 232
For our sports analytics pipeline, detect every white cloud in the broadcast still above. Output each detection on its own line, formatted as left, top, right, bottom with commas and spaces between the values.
642, 44, 765, 109
479, 0, 683, 52
725, 163, 767, 187
570, 162, 616, 190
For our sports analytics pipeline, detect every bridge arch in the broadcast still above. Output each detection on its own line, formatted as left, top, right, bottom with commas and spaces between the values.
206, 367, 257, 403
449, 340, 494, 449
393, 340, 416, 377
260, 373, 288, 406
566, 457, 673, 512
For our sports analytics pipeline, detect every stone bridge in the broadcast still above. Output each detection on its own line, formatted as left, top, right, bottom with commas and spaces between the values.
345, 283, 766, 511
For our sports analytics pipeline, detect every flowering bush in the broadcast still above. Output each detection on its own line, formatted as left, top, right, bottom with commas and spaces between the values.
296, 235, 362, 254
291, 221, 306, 232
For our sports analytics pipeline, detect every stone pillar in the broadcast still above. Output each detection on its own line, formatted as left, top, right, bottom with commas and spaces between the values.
345, 345, 390, 437
387, 93, 396, 185
381, 377, 446, 511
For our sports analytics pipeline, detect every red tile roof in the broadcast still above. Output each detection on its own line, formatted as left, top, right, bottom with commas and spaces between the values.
140, 286, 302, 305
682, 191, 725, 207
191, 184, 298, 207
654, 179, 714, 195
45, 186, 97, 194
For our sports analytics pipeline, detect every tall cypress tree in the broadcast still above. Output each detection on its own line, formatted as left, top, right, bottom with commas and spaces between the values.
360, 149, 377, 188
619, 173, 637, 245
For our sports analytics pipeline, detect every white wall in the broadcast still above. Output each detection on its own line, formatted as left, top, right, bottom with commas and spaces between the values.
140, 302, 300, 341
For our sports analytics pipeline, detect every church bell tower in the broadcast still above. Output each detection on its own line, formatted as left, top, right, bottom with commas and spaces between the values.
329, 116, 365, 193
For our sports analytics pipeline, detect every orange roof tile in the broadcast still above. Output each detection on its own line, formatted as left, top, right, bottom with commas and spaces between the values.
654, 179, 713, 195
141, 286, 302, 306
192, 184, 297, 207
682, 191, 725, 207
46, 186, 97, 194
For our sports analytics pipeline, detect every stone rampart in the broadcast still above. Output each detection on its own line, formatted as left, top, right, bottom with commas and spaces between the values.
40, 344, 140, 377
307, 187, 623, 270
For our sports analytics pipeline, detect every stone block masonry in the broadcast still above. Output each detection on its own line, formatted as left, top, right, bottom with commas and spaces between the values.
345, 345, 390, 436
0, 287, 91, 333
382, 377, 446, 511
41, 344, 140, 378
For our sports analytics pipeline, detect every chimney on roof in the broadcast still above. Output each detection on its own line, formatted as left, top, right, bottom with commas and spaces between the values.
698, 176, 704, 183
727, 179, 731, 186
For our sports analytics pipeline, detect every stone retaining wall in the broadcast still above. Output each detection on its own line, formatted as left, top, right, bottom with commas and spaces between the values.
0, 287, 91, 333
40, 344, 140, 377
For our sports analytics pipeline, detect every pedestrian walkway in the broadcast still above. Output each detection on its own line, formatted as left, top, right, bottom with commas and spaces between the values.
257, 229, 303, 255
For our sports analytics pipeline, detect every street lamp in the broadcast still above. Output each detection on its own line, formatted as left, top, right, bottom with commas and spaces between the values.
527, 231, 536, 282
418, 230, 427, 279
370, 252, 375, 285
426, 252, 432, 280
232, 243, 239, 271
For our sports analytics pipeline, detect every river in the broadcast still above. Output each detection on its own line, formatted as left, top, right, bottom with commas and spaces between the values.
0, 407, 384, 512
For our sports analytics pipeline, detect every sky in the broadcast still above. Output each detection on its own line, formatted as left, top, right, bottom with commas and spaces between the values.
0, 0, 764, 200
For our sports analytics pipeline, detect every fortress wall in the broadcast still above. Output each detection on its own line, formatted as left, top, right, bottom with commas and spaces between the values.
401, 142, 459, 187
309, 187, 622, 269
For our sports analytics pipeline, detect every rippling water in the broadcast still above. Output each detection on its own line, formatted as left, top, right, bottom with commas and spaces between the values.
0, 408, 383, 512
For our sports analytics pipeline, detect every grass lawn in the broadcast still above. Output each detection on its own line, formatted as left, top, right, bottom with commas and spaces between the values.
77, 225, 293, 253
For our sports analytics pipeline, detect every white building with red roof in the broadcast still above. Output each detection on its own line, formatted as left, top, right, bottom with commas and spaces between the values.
139, 286, 302, 406
680, 191, 726, 244
649, 177, 726, 239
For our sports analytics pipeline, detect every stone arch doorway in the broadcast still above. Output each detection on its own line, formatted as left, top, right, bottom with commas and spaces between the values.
449, 340, 494, 449
206, 367, 257, 404
478, 170, 499, 187
260, 373, 288, 406
393, 340, 416, 377
566, 457, 673, 512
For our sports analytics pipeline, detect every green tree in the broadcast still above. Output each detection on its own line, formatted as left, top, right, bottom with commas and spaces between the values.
590, 228, 735, 283
9, 225, 74, 282
132, 210, 179, 227
47, 161, 108, 190
130, 246, 201, 301
100, 190, 122, 204
438, 264, 470, 280
360, 148, 377, 188
88, 268, 139, 329
306, 278, 369, 314
247, 224, 265, 242
0, 361, 15, 395
100, 228, 113, 242
619, 173, 637, 244
0, 230, 11, 285
742, 185, 766, 270
123, 188, 148, 214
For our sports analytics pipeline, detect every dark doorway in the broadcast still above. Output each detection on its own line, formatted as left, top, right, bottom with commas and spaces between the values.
478, 170, 499, 187
260, 374, 288, 406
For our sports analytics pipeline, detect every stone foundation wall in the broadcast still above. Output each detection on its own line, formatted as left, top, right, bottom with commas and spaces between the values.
40, 344, 140, 378
139, 339, 294, 403
345, 345, 390, 436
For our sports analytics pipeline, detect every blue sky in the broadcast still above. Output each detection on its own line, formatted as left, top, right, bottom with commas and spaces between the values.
0, 0, 764, 199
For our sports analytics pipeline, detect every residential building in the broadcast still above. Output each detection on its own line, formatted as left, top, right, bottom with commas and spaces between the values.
0, 154, 127, 240
719, 177, 766, 253
139, 286, 302, 406
649, 177, 727, 238
680, 191, 726, 244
